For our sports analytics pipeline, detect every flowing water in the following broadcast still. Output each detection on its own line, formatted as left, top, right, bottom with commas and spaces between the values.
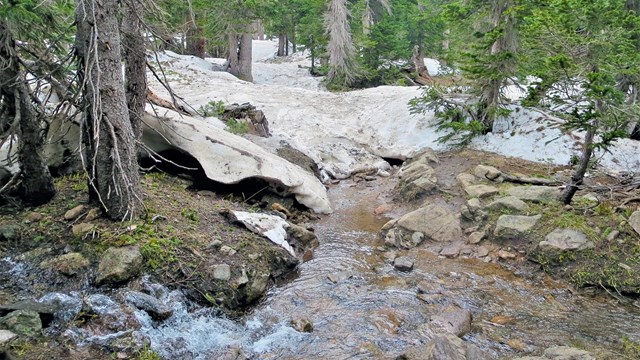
139, 182, 640, 359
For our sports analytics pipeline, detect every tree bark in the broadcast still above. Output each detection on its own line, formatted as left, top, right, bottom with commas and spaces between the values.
411, 45, 430, 79
121, 0, 146, 140
560, 123, 595, 204
75, 0, 142, 220
227, 29, 253, 82
278, 33, 286, 56
0, 21, 55, 205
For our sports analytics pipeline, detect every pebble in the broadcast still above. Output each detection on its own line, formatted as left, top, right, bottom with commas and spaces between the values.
394, 256, 414, 272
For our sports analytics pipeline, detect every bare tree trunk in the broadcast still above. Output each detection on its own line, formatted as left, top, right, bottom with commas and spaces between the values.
411, 45, 430, 78
0, 21, 55, 205
122, 0, 146, 140
227, 29, 253, 82
75, 0, 142, 220
278, 33, 286, 56
560, 123, 596, 204
285, 35, 289, 56
325, 0, 358, 86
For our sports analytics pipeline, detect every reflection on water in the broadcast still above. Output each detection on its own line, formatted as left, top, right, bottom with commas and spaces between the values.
142, 182, 640, 359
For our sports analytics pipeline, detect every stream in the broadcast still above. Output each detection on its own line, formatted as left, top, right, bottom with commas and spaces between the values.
138, 181, 640, 359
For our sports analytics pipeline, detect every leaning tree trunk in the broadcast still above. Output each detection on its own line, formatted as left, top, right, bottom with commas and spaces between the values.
227, 28, 253, 82
75, 0, 142, 220
122, 0, 147, 140
0, 21, 55, 205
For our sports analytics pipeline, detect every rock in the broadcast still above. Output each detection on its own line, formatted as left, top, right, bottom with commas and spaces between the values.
0, 224, 20, 242
456, 173, 476, 188
401, 334, 489, 360
468, 231, 485, 244
270, 203, 292, 217
543, 346, 595, 360
286, 223, 317, 246
487, 196, 530, 213
85, 208, 102, 221
466, 198, 482, 214
0, 329, 17, 346
384, 230, 398, 247
71, 222, 95, 237
474, 165, 502, 181
220, 245, 237, 256
431, 305, 472, 337
0, 310, 42, 336
629, 210, 640, 236
0, 300, 56, 327
36, 292, 83, 322
494, 214, 542, 239
246, 273, 270, 303
490, 315, 515, 325
539, 229, 594, 251
464, 184, 499, 198
476, 246, 490, 257
507, 186, 560, 203
290, 317, 313, 333
125, 291, 173, 320
142, 111, 332, 214
396, 204, 463, 243
95, 246, 144, 286
64, 205, 86, 220
213, 264, 232, 281
327, 271, 351, 284
374, 203, 393, 215
440, 244, 461, 258
394, 256, 414, 272
606, 230, 620, 241
396, 162, 438, 201
39, 252, 90, 276
24, 212, 44, 223
497, 250, 517, 259
230, 211, 295, 257
411, 232, 425, 247
83, 294, 134, 331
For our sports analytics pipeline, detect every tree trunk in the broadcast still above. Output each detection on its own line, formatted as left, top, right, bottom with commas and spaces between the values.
278, 33, 286, 56
411, 45, 430, 78
0, 21, 55, 205
254, 20, 265, 40
186, 25, 205, 58
227, 29, 253, 82
285, 35, 289, 56
560, 123, 596, 204
121, 0, 146, 140
75, 0, 142, 220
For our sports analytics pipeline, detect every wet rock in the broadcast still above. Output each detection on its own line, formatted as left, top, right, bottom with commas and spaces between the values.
0, 310, 42, 336
125, 291, 173, 320
213, 264, 232, 281
384, 230, 398, 247
72, 222, 95, 237
287, 223, 317, 246
507, 186, 560, 203
95, 246, 144, 286
543, 346, 595, 359
0, 300, 56, 326
0, 224, 20, 242
394, 256, 414, 272
400, 334, 489, 360
539, 229, 594, 251
487, 196, 530, 213
245, 272, 270, 304
37, 292, 83, 322
494, 214, 541, 239
64, 205, 86, 220
291, 317, 313, 333
629, 210, 640, 236
85, 208, 102, 221
464, 184, 499, 198
431, 305, 472, 337
474, 165, 502, 181
456, 173, 476, 188
0, 329, 17, 346
24, 212, 44, 223
396, 204, 463, 243
84, 294, 136, 331
374, 203, 393, 215
468, 231, 485, 244
216, 346, 249, 360
39, 252, 90, 276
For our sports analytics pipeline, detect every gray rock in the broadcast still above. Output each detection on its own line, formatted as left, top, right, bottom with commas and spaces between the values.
396, 161, 438, 201
440, 244, 462, 258
95, 246, 143, 286
468, 231, 485, 244
474, 165, 502, 181
476, 246, 490, 257
411, 232, 425, 247
494, 215, 542, 238
327, 271, 351, 284
83, 294, 133, 331
466, 198, 482, 214
394, 256, 414, 272
487, 196, 530, 213
290, 317, 313, 333
85, 208, 102, 221
213, 264, 232, 281
543, 346, 595, 360
396, 204, 463, 243
287, 224, 317, 246
431, 305, 472, 337
246, 273, 270, 303
507, 186, 560, 203
0, 329, 17, 346
629, 210, 640, 236
0, 224, 20, 242
464, 184, 499, 198
220, 245, 237, 256
36, 292, 83, 322
39, 252, 90, 276
539, 229, 594, 251
0, 310, 42, 336
125, 291, 173, 320
64, 205, 86, 220
72, 222, 95, 237
606, 230, 620, 241
456, 173, 476, 188
401, 334, 489, 360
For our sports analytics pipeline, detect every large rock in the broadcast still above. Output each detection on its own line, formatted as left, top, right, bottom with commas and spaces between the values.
629, 210, 640, 236
0, 310, 42, 336
494, 214, 541, 238
401, 334, 489, 360
0, 329, 17, 346
464, 184, 499, 198
230, 211, 295, 257
507, 186, 560, 203
124, 291, 173, 321
0, 224, 20, 242
395, 204, 463, 243
474, 165, 502, 181
539, 229, 594, 251
431, 305, 472, 337
395, 149, 439, 201
487, 196, 530, 213
39, 252, 90, 276
513, 346, 595, 360
95, 246, 144, 285
142, 111, 332, 214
